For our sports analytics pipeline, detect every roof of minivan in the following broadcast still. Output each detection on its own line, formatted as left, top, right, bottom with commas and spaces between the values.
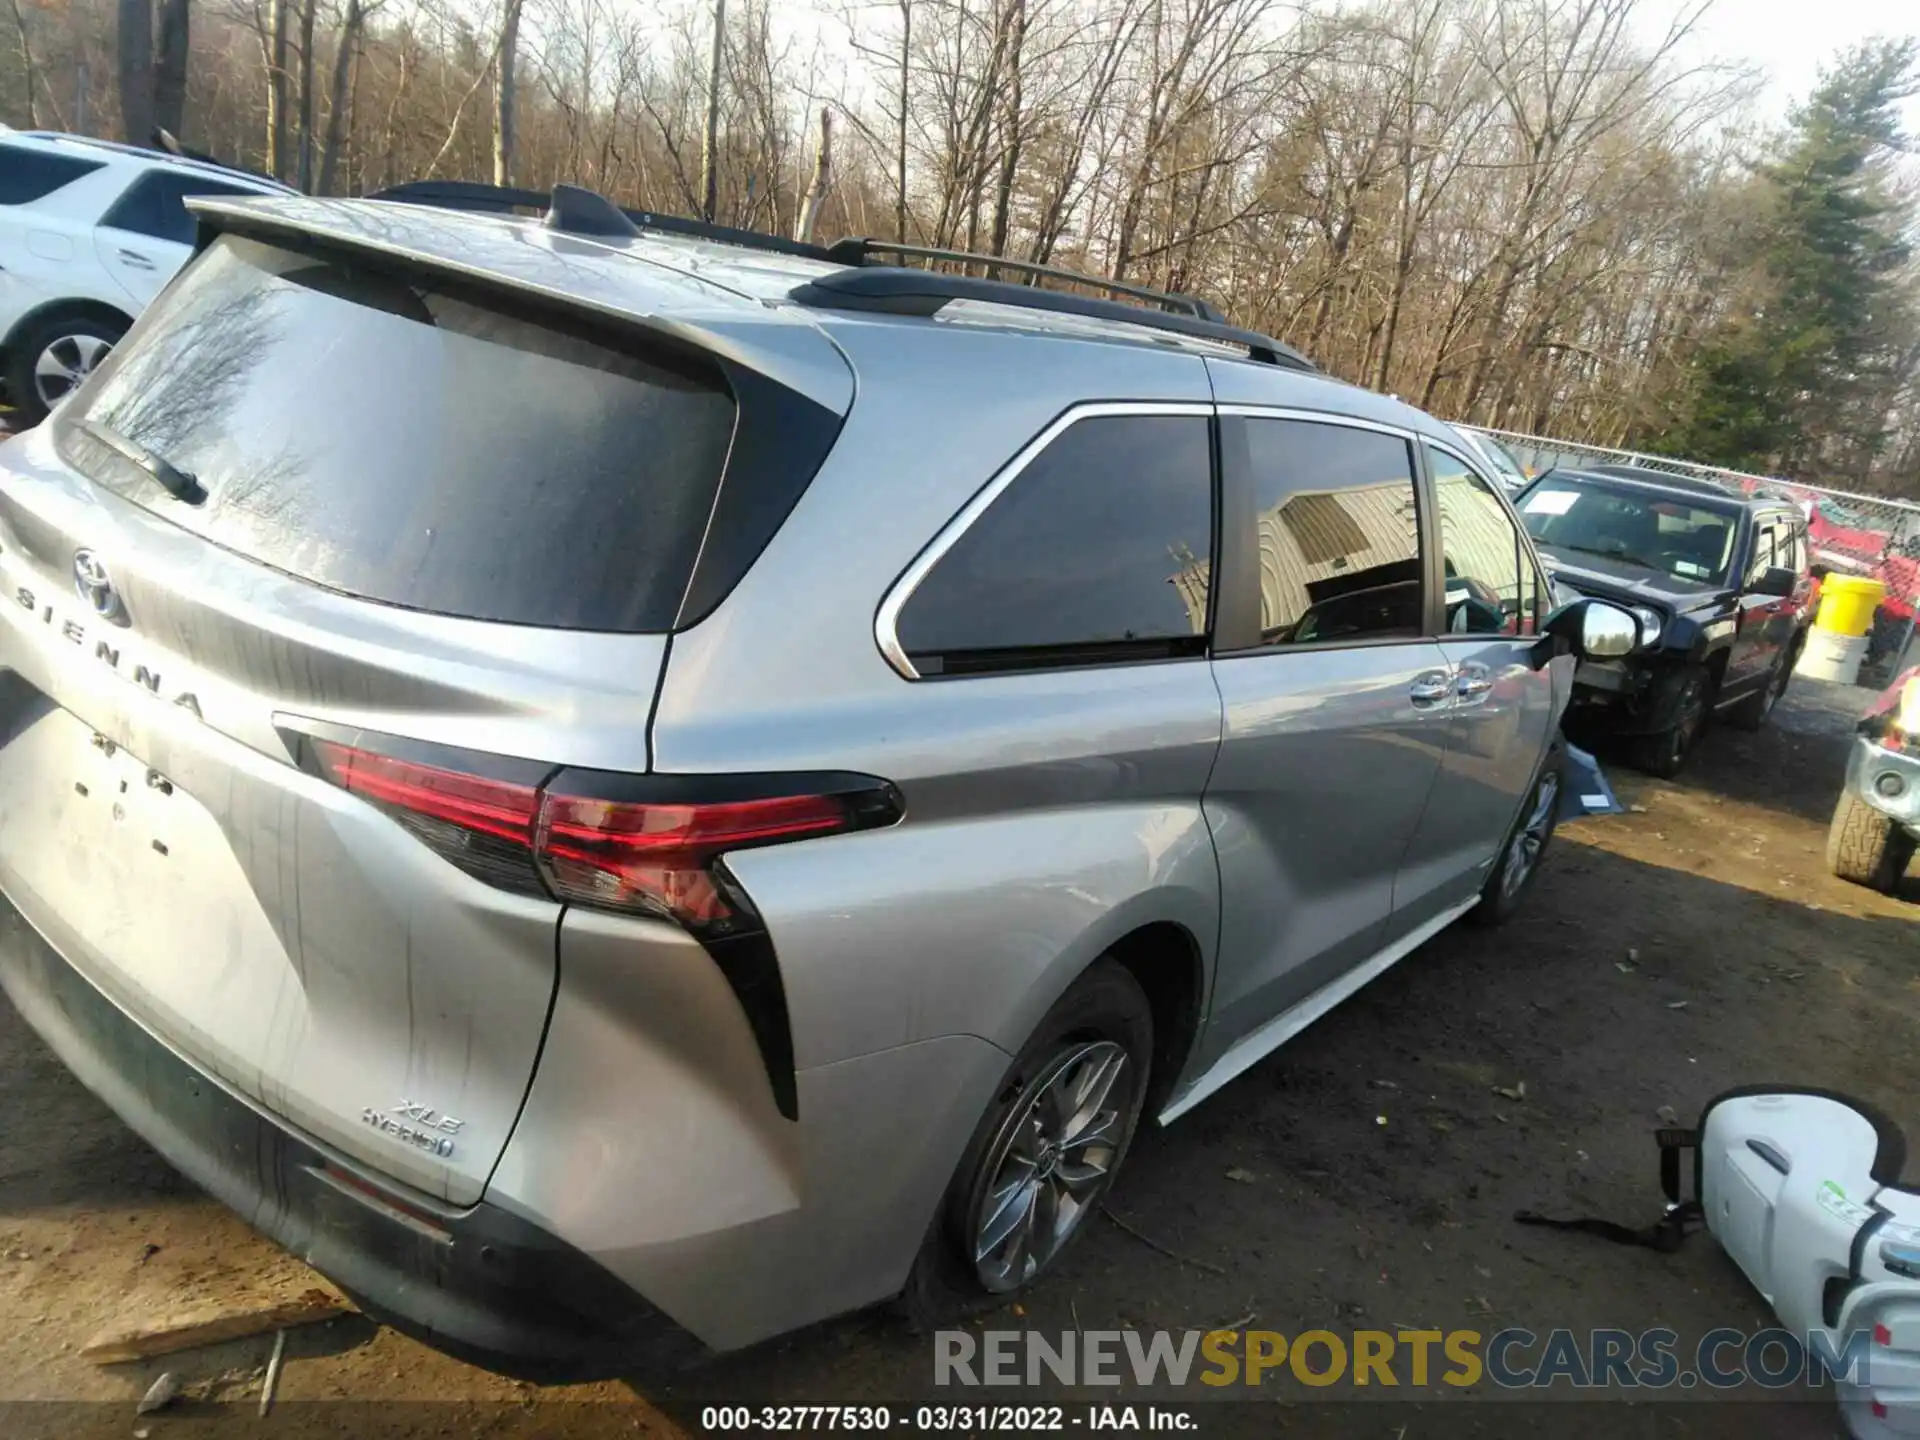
187, 192, 1449, 436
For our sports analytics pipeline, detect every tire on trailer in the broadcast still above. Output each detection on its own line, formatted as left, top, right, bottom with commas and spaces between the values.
1826, 789, 1915, 894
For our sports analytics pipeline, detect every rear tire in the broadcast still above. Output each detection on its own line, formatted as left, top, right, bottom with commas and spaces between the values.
5, 310, 126, 427
900, 958, 1152, 1327
1632, 665, 1711, 778
1471, 745, 1564, 926
1827, 790, 1914, 895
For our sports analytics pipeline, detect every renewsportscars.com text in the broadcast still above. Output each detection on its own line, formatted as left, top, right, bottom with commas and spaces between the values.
935, 1326, 1874, 1390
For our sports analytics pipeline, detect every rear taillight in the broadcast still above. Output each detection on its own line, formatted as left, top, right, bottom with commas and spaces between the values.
536, 791, 849, 924
305, 734, 899, 935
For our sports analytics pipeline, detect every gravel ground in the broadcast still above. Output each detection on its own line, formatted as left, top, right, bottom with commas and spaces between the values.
1, 677, 1913, 1439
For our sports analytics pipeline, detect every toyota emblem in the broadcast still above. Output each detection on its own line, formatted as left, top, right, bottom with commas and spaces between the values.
72, 549, 124, 623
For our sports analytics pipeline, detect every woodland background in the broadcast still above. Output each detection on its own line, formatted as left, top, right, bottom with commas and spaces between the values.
2, 0, 1916, 495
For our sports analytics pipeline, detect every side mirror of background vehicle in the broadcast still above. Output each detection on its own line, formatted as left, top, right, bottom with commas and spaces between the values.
1753, 566, 1798, 599
1529, 597, 1639, 670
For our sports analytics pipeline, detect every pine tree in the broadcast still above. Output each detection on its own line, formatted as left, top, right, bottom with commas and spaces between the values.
1664, 40, 1918, 483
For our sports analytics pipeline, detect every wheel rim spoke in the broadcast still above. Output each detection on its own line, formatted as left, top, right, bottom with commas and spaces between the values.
34, 334, 112, 406
969, 1039, 1132, 1291
1061, 1049, 1126, 1141
976, 1170, 1039, 1266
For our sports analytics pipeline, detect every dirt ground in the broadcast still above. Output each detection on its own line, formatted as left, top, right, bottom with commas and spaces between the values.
2, 677, 1916, 1438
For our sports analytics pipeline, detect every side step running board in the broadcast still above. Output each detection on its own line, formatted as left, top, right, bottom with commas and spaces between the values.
1156, 897, 1480, 1125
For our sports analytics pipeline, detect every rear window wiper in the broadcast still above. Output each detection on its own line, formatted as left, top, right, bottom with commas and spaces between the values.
75, 419, 206, 505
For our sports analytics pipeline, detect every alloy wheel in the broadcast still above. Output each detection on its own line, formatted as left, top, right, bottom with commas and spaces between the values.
969, 1040, 1133, 1293
33, 333, 112, 410
1501, 770, 1560, 899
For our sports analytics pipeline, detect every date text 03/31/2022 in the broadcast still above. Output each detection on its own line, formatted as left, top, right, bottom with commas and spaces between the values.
699, 1406, 1194, 1432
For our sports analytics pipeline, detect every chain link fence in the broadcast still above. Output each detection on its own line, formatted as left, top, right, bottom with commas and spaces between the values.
1462, 425, 1920, 688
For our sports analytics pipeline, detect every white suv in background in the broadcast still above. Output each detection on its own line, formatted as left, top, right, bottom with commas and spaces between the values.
0, 129, 291, 426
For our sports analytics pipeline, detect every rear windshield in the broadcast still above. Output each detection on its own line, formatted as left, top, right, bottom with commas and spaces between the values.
60, 233, 737, 631
1518, 477, 1738, 585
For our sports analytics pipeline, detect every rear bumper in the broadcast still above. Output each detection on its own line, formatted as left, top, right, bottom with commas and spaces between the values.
0, 893, 702, 1381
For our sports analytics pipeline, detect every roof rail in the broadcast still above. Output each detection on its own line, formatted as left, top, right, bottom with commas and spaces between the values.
365, 178, 1315, 369
821, 238, 1222, 320
789, 268, 1316, 371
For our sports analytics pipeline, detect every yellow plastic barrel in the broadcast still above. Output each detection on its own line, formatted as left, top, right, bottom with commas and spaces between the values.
1815, 573, 1886, 638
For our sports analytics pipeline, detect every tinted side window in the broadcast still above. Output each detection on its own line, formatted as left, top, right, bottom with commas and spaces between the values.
1429, 446, 1533, 636
1242, 419, 1422, 647
894, 415, 1213, 675
0, 143, 104, 204
1745, 521, 1779, 585
102, 172, 260, 245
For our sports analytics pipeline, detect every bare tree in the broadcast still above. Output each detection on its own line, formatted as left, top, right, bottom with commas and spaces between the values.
6, 0, 53, 126
153, 0, 190, 138
264, 0, 288, 176
795, 104, 833, 240
117, 0, 154, 141
294, 0, 314, 187
699, 0, 725, 219
493, 0, 524, 183
317, 0, 367, 193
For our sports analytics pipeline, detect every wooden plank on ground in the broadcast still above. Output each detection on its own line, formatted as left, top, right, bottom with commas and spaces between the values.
80, 1283, 355, 1364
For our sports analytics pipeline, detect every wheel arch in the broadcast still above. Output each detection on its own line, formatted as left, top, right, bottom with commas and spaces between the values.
983, 886, 1216, 1116
3, 296, 135, 356
1706, 644, 1731, 689
1104, 920, 1206, 1116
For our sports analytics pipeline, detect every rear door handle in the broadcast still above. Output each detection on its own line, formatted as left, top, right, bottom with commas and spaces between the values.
1455, 663, 1494, 698
118, 249, 156, 270
1410, 671, 1453, 707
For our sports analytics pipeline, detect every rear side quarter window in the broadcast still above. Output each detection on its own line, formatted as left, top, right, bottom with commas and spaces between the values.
101, 172, 265, 245
0, 144, 104, 205
890, 412, 1215, 677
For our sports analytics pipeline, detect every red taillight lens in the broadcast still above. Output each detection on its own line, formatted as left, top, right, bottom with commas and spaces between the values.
303, 733, 897, 932
536, 792, 848, 926
310, 740, 540, 843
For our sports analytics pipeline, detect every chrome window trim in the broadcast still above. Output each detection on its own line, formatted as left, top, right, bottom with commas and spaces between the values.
875, 400, 1216, 681
1215, 403, 1425, 443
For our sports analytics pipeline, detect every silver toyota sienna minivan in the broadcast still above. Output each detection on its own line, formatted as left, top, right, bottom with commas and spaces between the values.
0, 184, 1641, 1373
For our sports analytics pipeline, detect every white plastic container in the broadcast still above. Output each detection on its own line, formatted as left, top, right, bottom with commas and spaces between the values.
1798, 629, 1871, 685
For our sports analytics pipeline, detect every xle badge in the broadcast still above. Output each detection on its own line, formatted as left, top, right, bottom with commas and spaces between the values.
360, 1099, 464, 1159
